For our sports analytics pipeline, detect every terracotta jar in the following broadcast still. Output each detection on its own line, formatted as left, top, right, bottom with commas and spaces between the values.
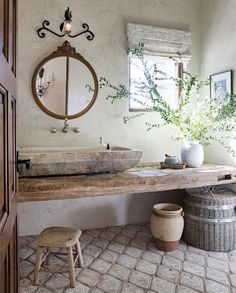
150, 203, 184, 252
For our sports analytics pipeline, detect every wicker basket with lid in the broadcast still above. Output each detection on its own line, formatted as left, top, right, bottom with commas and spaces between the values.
183, 185, 236, 252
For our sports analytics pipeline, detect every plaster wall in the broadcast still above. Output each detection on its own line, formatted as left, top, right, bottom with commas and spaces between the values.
200, 0, 236, 165
17, 0, 201, 235
18, 191, 184, 236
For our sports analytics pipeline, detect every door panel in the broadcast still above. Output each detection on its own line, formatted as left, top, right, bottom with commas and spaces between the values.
0, 203, 17, 292
8, 0, 13, 69
3, 0, 9, 59
0, 0, 18, 291
0, 0, 4, 50
7, 0, 16, 74
0, 257, 8, 293
0, 0, 16, 73
0, 94, 4, 214
9, 221, 18, 293
9, 96, 16, 202
0, 88, 7, 233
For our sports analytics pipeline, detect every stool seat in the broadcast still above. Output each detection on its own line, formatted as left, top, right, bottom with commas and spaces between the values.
36, 226, 81, 248
34, 226, 83, 288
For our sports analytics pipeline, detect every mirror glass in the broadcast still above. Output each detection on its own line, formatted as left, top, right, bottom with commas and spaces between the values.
32, 41, 98, 119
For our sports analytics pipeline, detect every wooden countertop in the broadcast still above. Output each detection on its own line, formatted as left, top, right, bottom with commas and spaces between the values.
17, 163, 236, 203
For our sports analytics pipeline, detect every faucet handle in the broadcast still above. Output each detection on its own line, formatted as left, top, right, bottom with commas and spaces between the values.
73, 127, 80, 133
50, 127, 57, 133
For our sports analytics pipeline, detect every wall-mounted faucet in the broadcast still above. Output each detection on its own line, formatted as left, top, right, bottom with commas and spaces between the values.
50, 119, 80, 134
63, 118, 70, 133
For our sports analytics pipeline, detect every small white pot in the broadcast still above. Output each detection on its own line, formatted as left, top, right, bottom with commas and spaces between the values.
181, 141, 204, 168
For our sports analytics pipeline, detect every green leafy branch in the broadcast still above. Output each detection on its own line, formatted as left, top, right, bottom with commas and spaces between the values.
100, 43, 236, 157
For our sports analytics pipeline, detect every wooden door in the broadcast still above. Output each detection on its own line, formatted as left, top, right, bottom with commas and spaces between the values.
0, 0, 18, 292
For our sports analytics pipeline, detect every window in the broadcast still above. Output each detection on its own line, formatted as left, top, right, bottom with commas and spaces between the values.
129, 54, 183, 111
127, 24, 191, 112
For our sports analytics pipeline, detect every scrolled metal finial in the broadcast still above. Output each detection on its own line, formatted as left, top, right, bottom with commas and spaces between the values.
37, 20, 50, 38
37, 20, 65, 38
82, 23, 95, 41
68, 23, 94, 40
64, 7, 72, 21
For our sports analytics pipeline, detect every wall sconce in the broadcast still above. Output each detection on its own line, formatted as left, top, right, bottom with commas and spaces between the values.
37, 7, 94, 40
60, 7, 72, 35
37, 68, 51, 97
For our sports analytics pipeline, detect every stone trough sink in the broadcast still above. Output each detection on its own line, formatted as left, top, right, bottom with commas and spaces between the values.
18, 146, 143, 177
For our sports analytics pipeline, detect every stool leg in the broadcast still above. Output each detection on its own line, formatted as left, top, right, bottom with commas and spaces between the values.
67, 247, 75, 288
45, 247, 50, 266
34, 246, 43, 285
76, 241, 84, 267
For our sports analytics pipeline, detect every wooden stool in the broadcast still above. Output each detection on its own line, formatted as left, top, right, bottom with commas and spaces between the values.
34, 226, 83, 288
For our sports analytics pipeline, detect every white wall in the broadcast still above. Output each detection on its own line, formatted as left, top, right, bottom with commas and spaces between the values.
17, 0, 201, 236
200, 0, 236, 165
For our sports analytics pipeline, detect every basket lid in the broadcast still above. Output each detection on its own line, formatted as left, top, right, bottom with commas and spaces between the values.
185, 186, 236, 205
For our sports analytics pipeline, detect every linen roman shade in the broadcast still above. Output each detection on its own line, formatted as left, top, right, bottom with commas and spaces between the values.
127, 23, 191, 59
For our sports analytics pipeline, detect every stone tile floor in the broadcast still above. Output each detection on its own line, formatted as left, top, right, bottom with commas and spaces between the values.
19, 223, 236, 293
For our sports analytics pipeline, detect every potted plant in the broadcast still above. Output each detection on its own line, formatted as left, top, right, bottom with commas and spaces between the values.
100, 44, 236, 166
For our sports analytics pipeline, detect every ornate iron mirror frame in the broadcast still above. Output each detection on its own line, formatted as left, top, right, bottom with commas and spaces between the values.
32, 41, 98, 119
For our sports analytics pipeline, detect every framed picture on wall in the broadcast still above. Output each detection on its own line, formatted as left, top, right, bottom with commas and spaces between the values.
210, 70, 233, 103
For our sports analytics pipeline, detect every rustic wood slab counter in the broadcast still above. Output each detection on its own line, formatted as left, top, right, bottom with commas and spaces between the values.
17, 163, 236, 203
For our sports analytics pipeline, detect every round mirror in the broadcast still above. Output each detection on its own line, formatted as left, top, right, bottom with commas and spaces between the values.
32, 41, 98, 119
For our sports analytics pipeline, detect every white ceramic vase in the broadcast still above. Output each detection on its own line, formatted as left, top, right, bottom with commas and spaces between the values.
181, 141, 204, 168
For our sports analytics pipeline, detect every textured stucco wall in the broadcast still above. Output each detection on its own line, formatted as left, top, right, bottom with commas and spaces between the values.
200, 0, 236, 166
17, 0, 201, 236
18, 191, 184, 236
18, 0, 201, 161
